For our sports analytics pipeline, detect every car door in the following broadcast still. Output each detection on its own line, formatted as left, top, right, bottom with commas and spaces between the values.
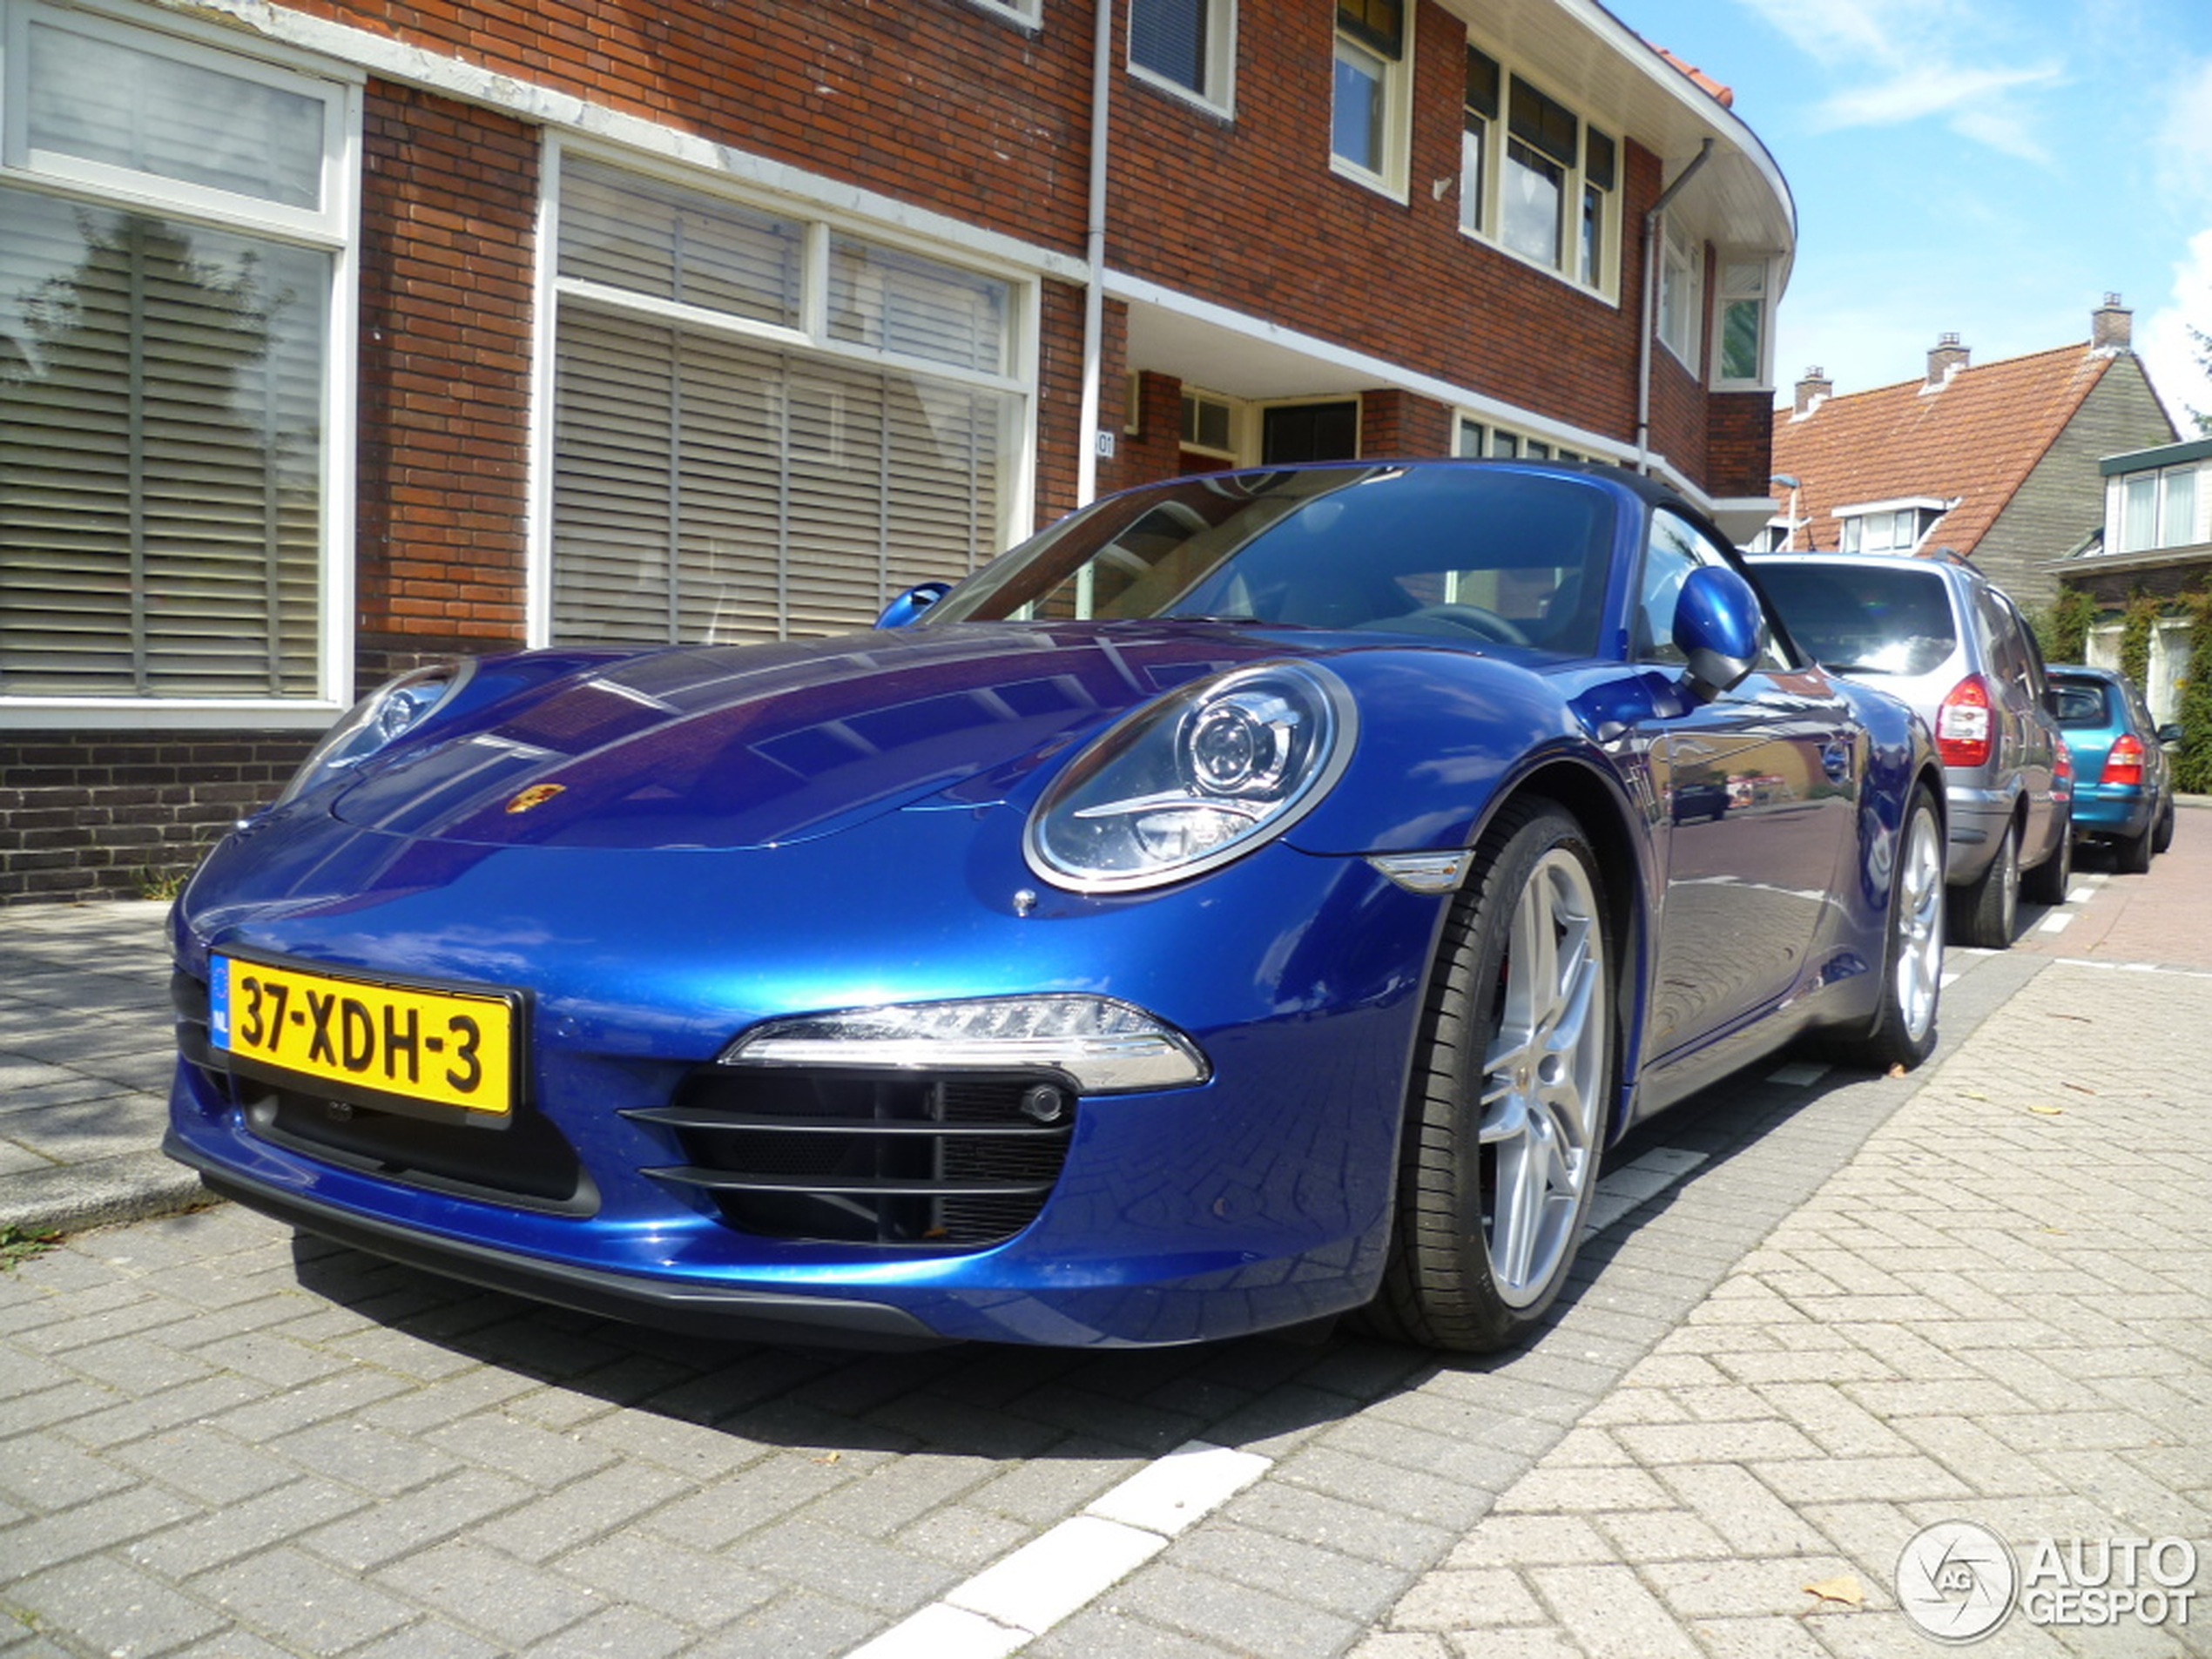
1633, 509, 1861, 1061
1979, 586, 2065, 866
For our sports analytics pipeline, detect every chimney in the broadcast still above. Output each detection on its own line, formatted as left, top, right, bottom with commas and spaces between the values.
1926, 332, 1969, 388
1793, 366, 1832, 417
2093, 292, 2133, 354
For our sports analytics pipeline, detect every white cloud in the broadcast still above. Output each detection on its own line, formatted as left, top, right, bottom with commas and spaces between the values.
2139, 228, 2212, 430
2154, 57, 2212, 217
1733, 0, 2063, 161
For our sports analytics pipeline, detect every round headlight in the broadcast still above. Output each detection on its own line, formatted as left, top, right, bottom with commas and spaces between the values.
271, 663, 466, 810
1026, 661, 1355, 892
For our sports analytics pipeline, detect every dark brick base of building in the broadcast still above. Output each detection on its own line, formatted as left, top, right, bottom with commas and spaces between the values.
2, 731, 320, 905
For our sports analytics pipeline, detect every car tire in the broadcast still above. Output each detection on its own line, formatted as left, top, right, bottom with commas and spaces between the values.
1825, 785, 1943, 1072
2022, 821, 2072, 906
1950, 818, 2019, 949
1364, 799, 1613, 1352
2115, 821, 2153, 874
2152, 799, 2175, 856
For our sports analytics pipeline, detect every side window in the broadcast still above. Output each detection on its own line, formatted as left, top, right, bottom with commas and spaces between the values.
1635, 513, 1703, 664
1978, 590, 2037, 703
1636, 511, 1791, 670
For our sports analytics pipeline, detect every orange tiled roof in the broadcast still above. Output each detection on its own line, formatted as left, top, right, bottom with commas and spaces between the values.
1769, 344, 2116, 555
1648, 44, 1734, 108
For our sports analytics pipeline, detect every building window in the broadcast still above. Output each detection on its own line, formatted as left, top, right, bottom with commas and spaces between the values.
1130, 0, 1233, 110
0, 3, 357, 715
548, 152, 1028, 648
1657, 223, 1701, 366
1180, 388, 1238, 457
1837, 503, 1943, 556
1458, 46, 1617, 299
2116, 465, 2199, 552
1460, 47, 1497, 236
1262, 400, 1359, 463
1713, 257, 1772, 388
1453, 414, 1598, 465
1332, 0, 1408, 194
1580, 129, 1615, 290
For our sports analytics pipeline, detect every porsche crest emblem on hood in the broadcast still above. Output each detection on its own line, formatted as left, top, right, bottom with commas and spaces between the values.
503, 783, 567, 815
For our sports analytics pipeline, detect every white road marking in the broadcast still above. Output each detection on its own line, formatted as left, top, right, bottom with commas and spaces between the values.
1584, 1147, 1709, 1238
849, 1441, 1270, 1657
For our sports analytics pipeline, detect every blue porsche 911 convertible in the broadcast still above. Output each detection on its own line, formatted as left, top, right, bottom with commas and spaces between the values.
165, 460, 1946, 1352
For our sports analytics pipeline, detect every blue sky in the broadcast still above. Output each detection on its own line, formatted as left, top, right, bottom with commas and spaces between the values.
1617, 0, 2212, 428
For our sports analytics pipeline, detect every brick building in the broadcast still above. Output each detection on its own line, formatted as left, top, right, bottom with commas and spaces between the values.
1, 0, 1796, 901
1760, 299, 2178, 617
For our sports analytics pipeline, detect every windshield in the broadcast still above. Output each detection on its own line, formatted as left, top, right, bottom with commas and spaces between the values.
921, 463, 1617, 656
1755, 561, 1958, 677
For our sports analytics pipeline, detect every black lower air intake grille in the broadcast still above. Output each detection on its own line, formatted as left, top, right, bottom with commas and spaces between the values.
626, 1067, 1076, 1246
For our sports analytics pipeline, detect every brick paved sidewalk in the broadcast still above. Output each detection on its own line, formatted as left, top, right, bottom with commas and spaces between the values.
1357, 955, 2212, 1658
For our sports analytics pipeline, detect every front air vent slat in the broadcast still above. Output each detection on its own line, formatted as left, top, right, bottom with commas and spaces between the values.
624, 1068, 1076, 1247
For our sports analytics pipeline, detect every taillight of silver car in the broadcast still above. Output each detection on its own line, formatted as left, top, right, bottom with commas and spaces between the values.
1936, 674, 1994, 768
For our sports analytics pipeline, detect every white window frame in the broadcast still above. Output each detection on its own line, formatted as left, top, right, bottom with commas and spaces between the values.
1833, 496, 1946, 556
1127, 0, 1236, 115
529, 141, 1040, 650
1656, 219, 1702, 368
963, 0, 1042, 28
1710, 253, 1776, 391
0, 0, 362, 727
1458, 43, 1620, 304
2110, 462, 2204, 553
1331, 2, 1412, 200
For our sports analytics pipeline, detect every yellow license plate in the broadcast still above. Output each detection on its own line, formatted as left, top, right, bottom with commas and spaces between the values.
211, 955, 520, 1116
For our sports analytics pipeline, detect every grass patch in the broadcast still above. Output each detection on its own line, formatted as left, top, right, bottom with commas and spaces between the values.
0, 1226, 63, 1270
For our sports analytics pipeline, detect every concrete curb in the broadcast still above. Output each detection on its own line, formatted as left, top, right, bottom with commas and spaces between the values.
0, 1148, 216, 1238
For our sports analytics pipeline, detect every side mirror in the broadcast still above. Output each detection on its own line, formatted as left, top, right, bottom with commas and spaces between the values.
2158, 722, 2184, 749
875, 581, 953, 630
1672, 566, 1764, 701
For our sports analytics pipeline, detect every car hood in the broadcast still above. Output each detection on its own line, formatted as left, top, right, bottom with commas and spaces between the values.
327, 624, 1321, 850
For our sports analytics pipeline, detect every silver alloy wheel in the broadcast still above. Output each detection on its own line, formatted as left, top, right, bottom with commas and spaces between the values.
1478, 846, 1607, 1309
1895, 801, 1945, 1042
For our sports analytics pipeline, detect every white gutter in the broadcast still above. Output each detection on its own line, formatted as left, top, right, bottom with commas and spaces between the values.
1076, 0, 1116, 506
1635, 138, 1712, 475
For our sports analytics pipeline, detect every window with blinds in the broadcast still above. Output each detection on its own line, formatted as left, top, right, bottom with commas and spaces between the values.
0, 5, 350, 709
550, 155, 1024, 650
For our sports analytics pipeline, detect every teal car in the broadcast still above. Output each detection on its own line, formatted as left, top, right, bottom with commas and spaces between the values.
2047, 665, 2175, 873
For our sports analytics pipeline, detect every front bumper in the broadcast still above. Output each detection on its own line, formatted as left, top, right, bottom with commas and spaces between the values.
165, 805, 1446, 1347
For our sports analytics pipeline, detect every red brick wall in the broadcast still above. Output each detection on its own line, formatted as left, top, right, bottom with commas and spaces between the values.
1104, 2, 1687, 461
1361, 390, 1453, 458
265, 0, 1096, 257
1706, 391, 1777, 501
354, 81, 537, 684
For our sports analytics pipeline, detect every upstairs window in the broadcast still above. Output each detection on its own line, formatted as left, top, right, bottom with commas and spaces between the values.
1459, 48, 1618, 299
1837, 502, 1945, 556
1130, 0, 1234, 111
2117, 465, 2199, 552
1332, 0, 1408, 195
1656, 223, 1701, 365
1713, 257, 1773, 388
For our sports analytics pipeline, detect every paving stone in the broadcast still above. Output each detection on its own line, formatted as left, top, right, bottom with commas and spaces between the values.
303, 1467, 536, 1573
1104, 1560, 1362, 1656
192, 1545, 418, 1651
1525, 1563, 1701, 1659
9, 1554, 225, 1655
553, 1528, 779, 1625
1388, 1566, 1547, 1630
